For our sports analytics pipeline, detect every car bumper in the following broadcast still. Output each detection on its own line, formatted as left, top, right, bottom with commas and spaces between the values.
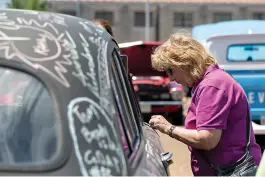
252, 121, 265, 135
140, 101, 183, 113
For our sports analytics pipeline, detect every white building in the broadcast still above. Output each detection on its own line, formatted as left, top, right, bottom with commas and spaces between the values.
47, 0, 265, 42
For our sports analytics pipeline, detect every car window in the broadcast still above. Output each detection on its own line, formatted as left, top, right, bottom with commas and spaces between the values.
110, 49, 140, 157
0, 67, 58, 166
227, 43, 265, 62
113, 101, 131, 157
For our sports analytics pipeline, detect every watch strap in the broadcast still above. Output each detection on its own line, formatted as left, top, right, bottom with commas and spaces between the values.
168, 125, 176, 137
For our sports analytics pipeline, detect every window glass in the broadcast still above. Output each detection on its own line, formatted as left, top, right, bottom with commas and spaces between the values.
252, 12, 265, 20
173, 12, 193, 27
134, 11, 153, 27
113, 103, 131, 156
227, 43, 265, 62
110, 50, 140, 156
95, 11, 114, 25
0, 67, 58, 165
60, 10, 76, 16
213, 12, 232, 23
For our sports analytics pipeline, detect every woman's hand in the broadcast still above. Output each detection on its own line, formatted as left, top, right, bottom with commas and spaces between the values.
149, 115, 171, 134
149, 115, 222, 150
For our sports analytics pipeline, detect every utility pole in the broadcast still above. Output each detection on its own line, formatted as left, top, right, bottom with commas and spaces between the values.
155, 4, 160, 41
145, 0, 150, 41
76, 0, 81, 17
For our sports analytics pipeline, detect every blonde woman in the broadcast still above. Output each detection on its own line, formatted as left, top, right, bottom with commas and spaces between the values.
149, 34, 262, 176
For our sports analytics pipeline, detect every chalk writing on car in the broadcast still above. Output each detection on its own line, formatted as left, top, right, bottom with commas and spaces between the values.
17, 17, 59, 34
38, 13, 67, 27
79, 21, 104, 35
87, 35, 112, 111
0, 12, 74, 87
74, 33, 99, 97
67, 97, 127, 176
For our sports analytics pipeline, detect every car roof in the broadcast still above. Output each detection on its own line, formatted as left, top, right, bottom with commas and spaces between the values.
192, 20, 265, 42
119, 41, 166, 77
119, 40, 163, 48
0, 8, 116, 101
0, 9, 128, 175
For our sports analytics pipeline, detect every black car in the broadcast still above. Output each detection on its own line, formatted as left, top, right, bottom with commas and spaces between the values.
0, 9, 172, 176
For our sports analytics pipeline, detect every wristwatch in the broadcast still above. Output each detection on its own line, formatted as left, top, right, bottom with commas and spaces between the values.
168, 125, 176, 137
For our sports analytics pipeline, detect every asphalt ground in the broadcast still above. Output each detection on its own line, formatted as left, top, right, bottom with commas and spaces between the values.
158, 131, 193, 176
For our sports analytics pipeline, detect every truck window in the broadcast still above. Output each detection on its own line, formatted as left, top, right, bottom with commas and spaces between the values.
227, 43, 265, 62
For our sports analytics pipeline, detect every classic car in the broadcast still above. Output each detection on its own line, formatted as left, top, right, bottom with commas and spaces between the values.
119, 41, 186, 125
0, 9, 172, 176
192, 20, 265, 151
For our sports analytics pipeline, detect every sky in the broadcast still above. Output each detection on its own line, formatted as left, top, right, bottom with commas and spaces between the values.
0, 0, 9, 8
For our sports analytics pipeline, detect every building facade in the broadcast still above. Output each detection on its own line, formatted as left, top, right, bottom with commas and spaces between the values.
47, 0, 265, 43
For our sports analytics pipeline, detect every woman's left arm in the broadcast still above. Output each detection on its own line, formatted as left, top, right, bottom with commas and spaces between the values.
149, 115, 222, 150
168, 125, 222, 150
150, 86, 232, 151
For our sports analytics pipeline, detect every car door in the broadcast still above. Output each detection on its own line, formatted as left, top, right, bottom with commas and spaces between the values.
109, 47, 170, 176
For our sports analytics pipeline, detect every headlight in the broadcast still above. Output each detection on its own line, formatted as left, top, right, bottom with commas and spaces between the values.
170, 90, 184, 101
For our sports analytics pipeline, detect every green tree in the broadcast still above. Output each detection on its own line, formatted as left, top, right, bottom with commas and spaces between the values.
8, 0, 48, 11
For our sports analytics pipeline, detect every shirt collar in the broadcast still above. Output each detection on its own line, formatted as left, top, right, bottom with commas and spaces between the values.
191, 63, 219, 94
203, 63, 219, 77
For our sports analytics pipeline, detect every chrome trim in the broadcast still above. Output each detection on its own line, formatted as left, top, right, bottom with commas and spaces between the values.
252, 121, 265, 135
140, 101, 183, 105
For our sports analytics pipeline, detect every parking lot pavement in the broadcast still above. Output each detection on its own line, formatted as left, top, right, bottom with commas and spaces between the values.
158, 130, 193, 176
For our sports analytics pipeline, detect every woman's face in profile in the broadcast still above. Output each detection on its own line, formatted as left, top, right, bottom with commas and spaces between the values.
167, 67, 193, 87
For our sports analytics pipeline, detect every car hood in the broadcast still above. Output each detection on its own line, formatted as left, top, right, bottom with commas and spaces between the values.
119, 41, 166, 77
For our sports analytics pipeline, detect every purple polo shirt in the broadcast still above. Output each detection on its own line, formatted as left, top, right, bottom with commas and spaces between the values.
185, 64, 262, 176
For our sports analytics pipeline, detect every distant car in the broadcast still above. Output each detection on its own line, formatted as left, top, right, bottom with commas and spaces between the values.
0, 9, 172, 176
119, 41, 186, 125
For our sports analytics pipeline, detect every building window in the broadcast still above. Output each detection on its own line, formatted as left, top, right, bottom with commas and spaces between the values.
94, 11, 114, 25
213, 12, 232, 23
173, 12, 193, 27
252, 12, 265, 20
60, 10, 76, 16
134, 11, 153, 27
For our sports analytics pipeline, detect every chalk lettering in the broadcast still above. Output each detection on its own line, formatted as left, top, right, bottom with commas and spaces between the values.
80, 124, 116, 150
33, 33, 50, 56
0, 20, 72, 87
88, 35, 111, 110
70, 33, 99, 97
72, 104, 99, 124
67, 97, 127, 176
89, 165, 112, 176
79, 21, 93, 34
17, 17, 59, 34
38, 13, 67, 27
84, 150, 117, 168
0, 13, 19, 30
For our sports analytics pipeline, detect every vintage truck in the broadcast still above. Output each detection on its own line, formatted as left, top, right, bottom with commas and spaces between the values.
192, 20, 265, 150
0, 9, 172, 176
119, 41, 186, 125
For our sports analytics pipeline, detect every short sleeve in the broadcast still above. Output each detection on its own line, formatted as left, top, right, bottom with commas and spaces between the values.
196, 86, 231, 130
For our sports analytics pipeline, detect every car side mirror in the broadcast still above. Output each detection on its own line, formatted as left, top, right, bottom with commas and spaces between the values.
121, 54, 128, 74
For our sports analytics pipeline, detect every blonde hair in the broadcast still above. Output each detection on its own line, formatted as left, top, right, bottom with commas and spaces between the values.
151, 33, 217, 84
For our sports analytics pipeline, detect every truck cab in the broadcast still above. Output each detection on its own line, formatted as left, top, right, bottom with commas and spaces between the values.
193, 20, 265, 150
